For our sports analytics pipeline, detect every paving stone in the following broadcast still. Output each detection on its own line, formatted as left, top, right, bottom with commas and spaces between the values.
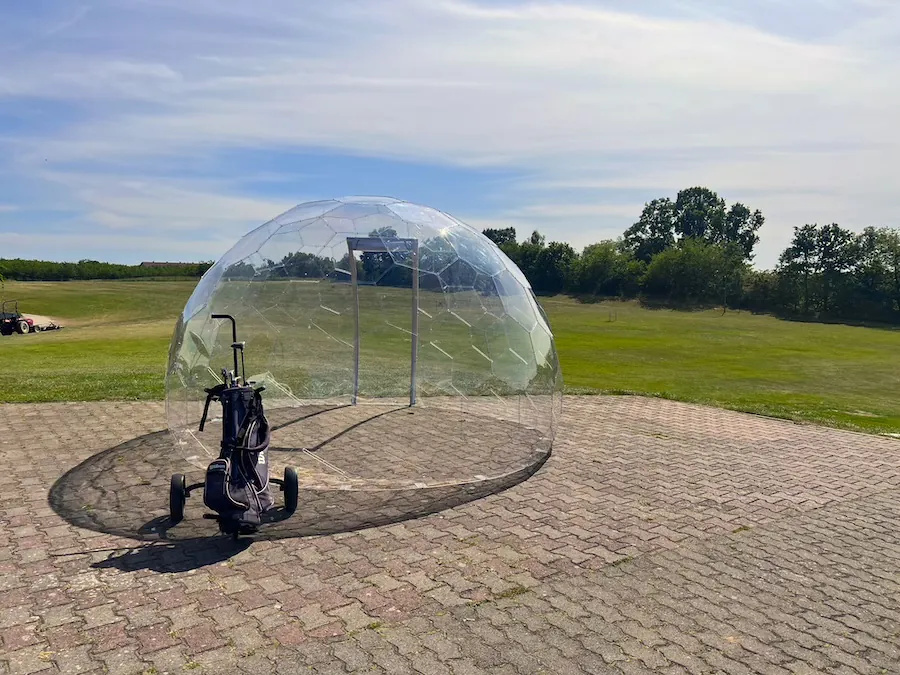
1, 398, 899, 675
97, 646, 147, 675
52, 645, 96, 675
1, 623, 41, 652
134, 622, 180, 655
180, 621, 226, 653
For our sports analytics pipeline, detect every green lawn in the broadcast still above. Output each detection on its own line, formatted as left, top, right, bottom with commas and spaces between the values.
1, 280, 898, 435
548, 298, 900, 434
0, 281, 193, 402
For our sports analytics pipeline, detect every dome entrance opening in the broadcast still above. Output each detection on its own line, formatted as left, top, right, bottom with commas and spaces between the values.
347, 235, 420, 406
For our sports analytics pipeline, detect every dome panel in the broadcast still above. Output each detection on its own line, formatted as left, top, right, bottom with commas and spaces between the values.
165, 197, 562, 493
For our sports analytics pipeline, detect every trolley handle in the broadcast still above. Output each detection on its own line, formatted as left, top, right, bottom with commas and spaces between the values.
211, 314, 240, 379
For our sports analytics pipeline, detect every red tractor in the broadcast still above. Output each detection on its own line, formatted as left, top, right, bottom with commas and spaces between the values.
0, 300, 35, 336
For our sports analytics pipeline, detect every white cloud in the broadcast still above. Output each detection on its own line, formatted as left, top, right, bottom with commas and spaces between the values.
0, 0, 897, 268
34, 171, 295, 232
0, 173, 299, 263
5, 0, 887, 164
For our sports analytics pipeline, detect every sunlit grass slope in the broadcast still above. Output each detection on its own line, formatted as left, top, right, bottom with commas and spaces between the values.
1, 281, 898, 434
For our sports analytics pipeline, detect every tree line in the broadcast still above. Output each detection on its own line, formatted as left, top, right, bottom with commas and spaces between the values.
4, 187, 897, 324
0, 258, 213, 281
484, 187, 900, 325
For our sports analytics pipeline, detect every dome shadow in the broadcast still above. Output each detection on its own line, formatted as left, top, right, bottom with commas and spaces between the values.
48, 405, 550, 551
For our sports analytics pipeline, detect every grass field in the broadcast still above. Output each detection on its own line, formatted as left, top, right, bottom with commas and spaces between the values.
1, 279, 898, 434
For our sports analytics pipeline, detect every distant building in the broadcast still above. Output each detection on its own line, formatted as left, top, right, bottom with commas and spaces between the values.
139, 261, 198, 268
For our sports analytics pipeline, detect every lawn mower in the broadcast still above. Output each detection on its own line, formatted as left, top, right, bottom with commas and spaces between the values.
0, 300, 63, 335
0, 300, 31, 336
169, 314, 298, 538
0, 300, 35, 335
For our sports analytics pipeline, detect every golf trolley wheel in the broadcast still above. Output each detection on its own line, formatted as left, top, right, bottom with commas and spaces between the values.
169, 473, 186, 524
283, 467, 299, 515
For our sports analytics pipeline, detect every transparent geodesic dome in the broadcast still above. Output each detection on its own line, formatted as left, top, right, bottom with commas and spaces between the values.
165, 197, 562, 489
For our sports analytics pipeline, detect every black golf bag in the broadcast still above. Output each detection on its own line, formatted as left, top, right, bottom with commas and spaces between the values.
199, 380, 274, 534
168, 313, 299, 537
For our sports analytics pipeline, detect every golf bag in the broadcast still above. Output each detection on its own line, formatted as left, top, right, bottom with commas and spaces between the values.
167, 313, 299, 536
199, 380, 274, 534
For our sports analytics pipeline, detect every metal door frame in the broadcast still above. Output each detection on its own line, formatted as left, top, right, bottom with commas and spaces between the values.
346, 237, 419, 406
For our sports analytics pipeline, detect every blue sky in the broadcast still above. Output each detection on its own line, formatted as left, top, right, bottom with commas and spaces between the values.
0, 0, 897, 269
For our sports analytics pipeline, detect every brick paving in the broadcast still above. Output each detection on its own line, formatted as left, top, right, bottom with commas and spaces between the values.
2, 396, 900, 674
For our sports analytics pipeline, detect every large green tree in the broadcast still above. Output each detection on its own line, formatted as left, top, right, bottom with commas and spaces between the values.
641, 238, 744, 305
778, 224, 819, 313
622, 198, 677, 263
624, 187, 764, 264
501, 230, 576, 294
482, 227, 517, 247
877, 228, 900, 315
674, 187, 725, 240
777, 223, 858, 315
571, 241, 644, 297
533, 241, 577, 293
816, 224, 858, 313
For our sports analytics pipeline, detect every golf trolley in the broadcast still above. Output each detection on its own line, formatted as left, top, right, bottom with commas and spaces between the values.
169, 314, 299, 538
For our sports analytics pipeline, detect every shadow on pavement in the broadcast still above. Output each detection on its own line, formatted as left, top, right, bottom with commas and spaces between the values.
48, 407, 549, 570
89, 537, 252, 573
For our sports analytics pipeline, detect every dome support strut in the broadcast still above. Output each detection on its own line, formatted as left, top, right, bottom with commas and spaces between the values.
347, 236, 420, 407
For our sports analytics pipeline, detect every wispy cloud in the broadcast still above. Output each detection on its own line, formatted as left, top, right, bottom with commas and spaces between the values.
35, 170, 295, 232
0, 0, 897, 266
